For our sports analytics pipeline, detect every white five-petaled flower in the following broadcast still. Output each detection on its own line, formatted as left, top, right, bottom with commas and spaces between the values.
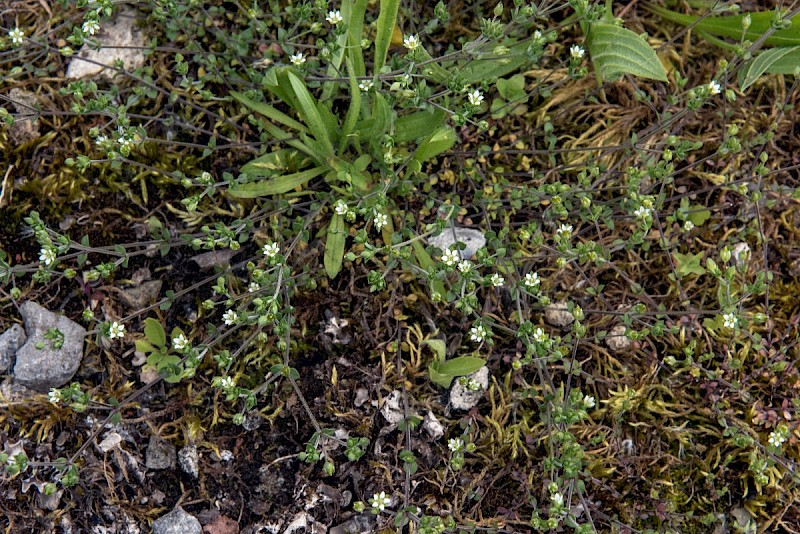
489, 273, 505, 287
8, 27, 24, 45
95, 134, 107, 146
583, 395, 596, 409
48, 388, 62, 404
374, 212, 389, 231
219, 376, 235, 389
634, 206, 652, 220
334, 200, 348, 216
262, 242, 280, 258
467, 89, 484, 107
290, 52, 306, 66
371, 491, 391, 512
551, 492, 565, 507
723, 312, 738, 329
469, 324, 487, 343
222, 310, 238, 326
683, 220, 694, 231
569, 45, 584, 59
172, 333, 190, 350
532, 30, 543, 42
523, 271, 540, 289
533, 327, 547, 343
326, 10, 342, 25
768, 429, 787, 447
108, 321, 125, 340
358, 79, 374, 92
708, 80, 721, 95
557, 223, 573, 237
448, 438, 464, 452
457, 260, 472, 274
83, 19, 100, 36
403, 34, 420, 51
39, 247, 57, 266
248, 281, 260, 293
441, 248, 460, 267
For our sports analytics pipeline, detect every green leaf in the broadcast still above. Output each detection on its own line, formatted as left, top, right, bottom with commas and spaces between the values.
412, 126, 456, 165
496, 74, 528, 102
134, 339, 155, 355
229, 167, 326, 197
673, 251, 706, 278
287, 72, 334, 157
240, 149, 312, 178
230, 91, 308, 134
644, 3, 800, 47
422, 339, 446, 361
324, 213, 347, 279
411, 241, 446, 298
374, 0, 400, 73
460, 40, 532, 84
586, 23, 668, 82
437, 356, 486, 378
143, 317, 166, 348
428, 364, 455, 388
686, 205, 711, 226
739, 46, 800, 90
394, 109, 446, 144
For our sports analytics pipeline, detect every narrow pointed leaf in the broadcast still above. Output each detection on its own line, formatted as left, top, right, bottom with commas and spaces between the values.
412, 126, 456, 164
229, 167, 325, 197
324, 213, 347, 278
374, 0, 400, 73
230, 91, 308, 134
437, 356, 486, 378
287, 72, 334, 157
739, 46, 800, 89
586, 23, 667, 82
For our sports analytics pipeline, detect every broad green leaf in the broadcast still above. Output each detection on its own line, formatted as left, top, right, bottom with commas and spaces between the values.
428, 364, 455, 388
374, 0, 400, 73
230, 91, 308, 134
287, 72, 334, 157
346, 0, 367, 77
412, 126, 456, 165
324, 213, 347, 278
686, 205, 711, 227
422, 339, 446, 361
229, 167, 326, 197
412, 241, 446, 298
461, 41, 532, 84
496, 74, 528, 102
644, 3, 800, 47
143, 317, 166, 348
394, 109, 446, 144
673, 251, 706, 278
586, 23, 668, 82
241, 149, 312, 178
135, 339, 155, 355
739, 46, 800, 89
437, 356, 486, 378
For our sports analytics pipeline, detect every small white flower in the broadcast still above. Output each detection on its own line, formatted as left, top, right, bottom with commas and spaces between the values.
448, 438, 464, 452
403, 34, 420, 51
768, 429, 787, 447
708, 80, 721, 95
523, 271, 540, 289
326, 10, 343, 25
290, 52, 306, 66
48, 388, 62, 404
457, 260, 472, 273
371, 491, 391, 512
557, 223, 573, 237
39, 247, 57, 266
532, 30, 543, 42
358, 79, 374, 92
489, 273, 505, 287
374, 212, 389, 231
8, 27, 24, 46
82, 19, 100, 36
248, 281, 260, 293
108, 321, 125, 340
334, 200, 348, 216
95, 134, 107, 146
569, 45, 584, 59
262, 242, 280, 258
222, 310, 238, 326
441, 248, 460, 267
469, 324, 487, 343
683, 220, 694, 231
723, 312, 738, 329
533, 327, 547, 343
551, 492, 564, 507
219, 376, 235, 389
467, 89, 484, 107
634, 206, 652, 220
583, 395, 596, 409
172, 333, 190, 350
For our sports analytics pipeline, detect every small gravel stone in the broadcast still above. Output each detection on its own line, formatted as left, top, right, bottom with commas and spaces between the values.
0, 323, 26, 372
422, 411, 444, 440
13, 301, 86, 391
178, 445, 199, 479
151, 507, 202, 534
450, 367, 489, 411
544, 302, 574, 328
428, 227, 486, 260
380, 390, 405, 425
605, 324, 632, 353
146, 435, 176, 470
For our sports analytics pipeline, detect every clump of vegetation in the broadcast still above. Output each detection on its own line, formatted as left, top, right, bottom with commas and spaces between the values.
1, 0, 800, 532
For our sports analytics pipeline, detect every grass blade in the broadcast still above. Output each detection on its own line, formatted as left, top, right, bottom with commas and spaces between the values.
287, 72, 334, 158
374, 0, 400, 73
